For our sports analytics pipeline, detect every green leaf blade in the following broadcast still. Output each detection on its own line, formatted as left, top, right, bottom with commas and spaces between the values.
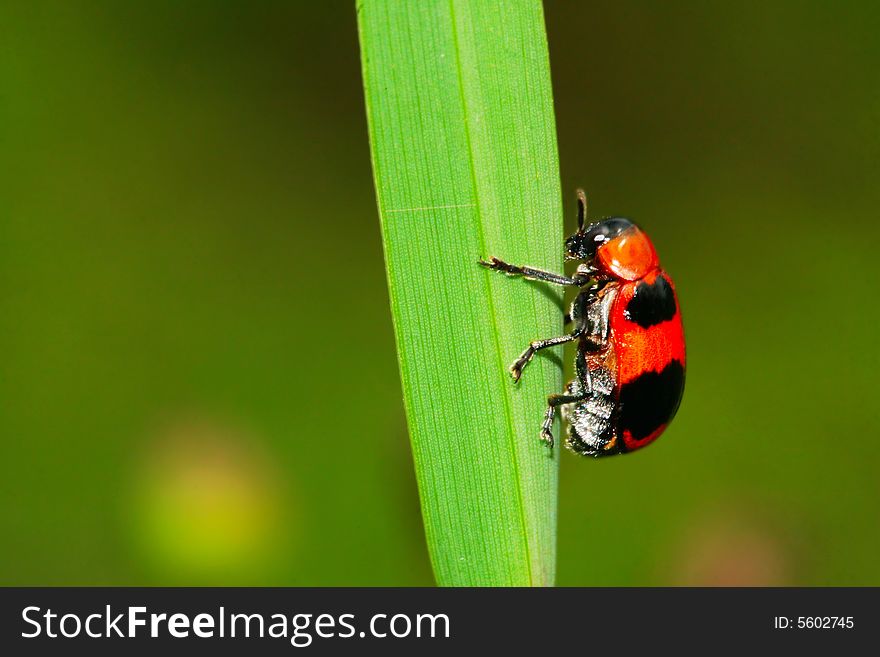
358, 0, 563, 586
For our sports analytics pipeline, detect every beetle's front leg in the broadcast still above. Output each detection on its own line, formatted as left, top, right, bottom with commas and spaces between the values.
478, 257, 590, 287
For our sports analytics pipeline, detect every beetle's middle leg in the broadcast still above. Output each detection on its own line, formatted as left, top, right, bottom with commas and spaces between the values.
510, 331, 581, 382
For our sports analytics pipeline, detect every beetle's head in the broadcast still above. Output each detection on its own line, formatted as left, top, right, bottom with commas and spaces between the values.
565, 191, 658, 281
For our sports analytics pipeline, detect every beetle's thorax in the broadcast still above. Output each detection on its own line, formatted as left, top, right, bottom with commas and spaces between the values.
595, 227, 659, 281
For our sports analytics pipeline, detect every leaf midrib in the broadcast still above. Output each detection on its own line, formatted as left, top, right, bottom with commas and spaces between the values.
448, 0, 534, 587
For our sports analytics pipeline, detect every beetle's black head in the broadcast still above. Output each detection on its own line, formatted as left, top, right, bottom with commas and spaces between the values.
564, 191, 635, 261
565, 218, 636, 261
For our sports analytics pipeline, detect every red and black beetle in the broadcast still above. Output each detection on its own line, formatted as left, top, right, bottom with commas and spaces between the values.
479, 190, 685, 457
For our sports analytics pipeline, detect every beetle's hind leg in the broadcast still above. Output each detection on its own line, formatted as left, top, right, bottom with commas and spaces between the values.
540, 389, 590, 448
540, 351, 594, 447
539, 338, 605, 447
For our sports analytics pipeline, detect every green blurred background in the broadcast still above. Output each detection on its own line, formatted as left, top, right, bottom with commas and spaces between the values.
1, 1, 878, 586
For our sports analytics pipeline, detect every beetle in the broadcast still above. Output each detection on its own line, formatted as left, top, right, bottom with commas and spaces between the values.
479, 190, 685, 457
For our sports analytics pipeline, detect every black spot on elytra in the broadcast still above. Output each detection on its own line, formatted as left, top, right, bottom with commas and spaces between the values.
618, 360, 685, 441
625, 274, 677, 328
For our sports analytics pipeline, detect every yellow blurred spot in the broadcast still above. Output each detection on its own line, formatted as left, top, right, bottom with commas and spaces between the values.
131, 417, 289, 582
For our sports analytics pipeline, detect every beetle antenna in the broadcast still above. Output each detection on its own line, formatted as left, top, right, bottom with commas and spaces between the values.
576, 189, 588, 231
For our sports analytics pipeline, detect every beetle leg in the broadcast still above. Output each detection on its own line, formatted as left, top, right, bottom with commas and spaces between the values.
538, 339, 605, 446
478, 257, 590, 287
540, 391, 590, 448
538, 338, 607, 447
510, 331, 581, 382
